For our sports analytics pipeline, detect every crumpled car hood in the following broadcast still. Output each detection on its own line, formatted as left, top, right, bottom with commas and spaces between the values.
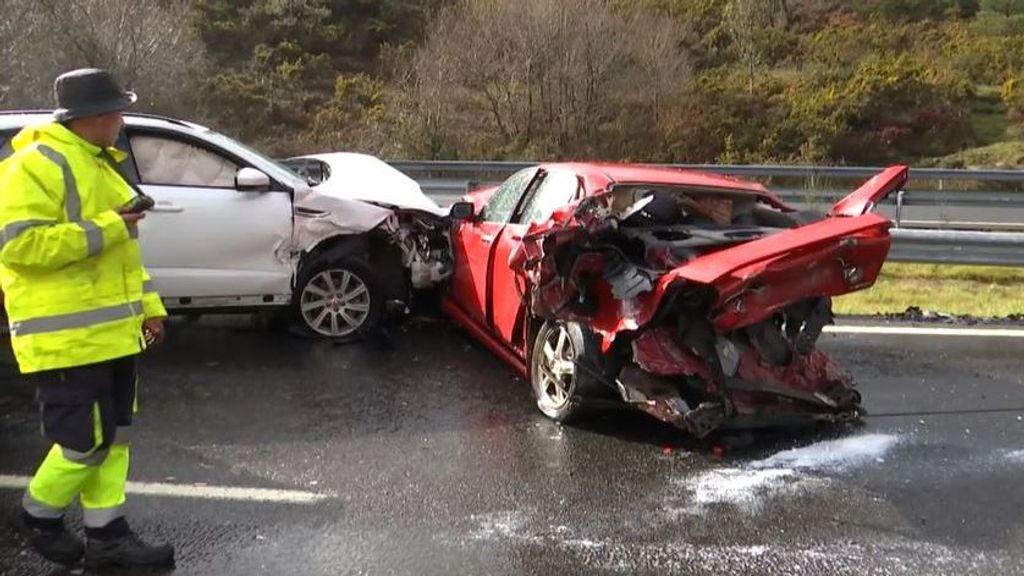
290, 185, 397, 253
284, 155, 453, 292
301, 153, 448, 217
285, 152, 450, 253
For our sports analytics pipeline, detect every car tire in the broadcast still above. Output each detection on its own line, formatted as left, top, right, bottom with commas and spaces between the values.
292, 257, 383, 342
529, 320, 606, 423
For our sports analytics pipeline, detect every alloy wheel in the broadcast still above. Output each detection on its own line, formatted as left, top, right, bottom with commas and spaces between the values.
300, 269, 371, 338
536, 324, 577, 410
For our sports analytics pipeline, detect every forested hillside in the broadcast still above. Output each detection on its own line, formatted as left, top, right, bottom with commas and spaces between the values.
2, 0, 1023, 166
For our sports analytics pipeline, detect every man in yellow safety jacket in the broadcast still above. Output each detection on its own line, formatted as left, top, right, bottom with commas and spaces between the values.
0, 68, 174, 568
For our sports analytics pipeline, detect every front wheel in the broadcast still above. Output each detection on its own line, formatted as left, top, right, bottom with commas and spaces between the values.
293, 258, 383, 341
529, 320, 605, 422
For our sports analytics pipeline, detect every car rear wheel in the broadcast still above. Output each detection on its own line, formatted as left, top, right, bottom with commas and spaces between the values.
529, 320, 605, 422
294, 259, 382, 341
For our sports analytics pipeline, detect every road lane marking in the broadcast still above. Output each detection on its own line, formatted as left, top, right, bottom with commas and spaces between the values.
824, 325, 1024, 338
0, 475, 328, 504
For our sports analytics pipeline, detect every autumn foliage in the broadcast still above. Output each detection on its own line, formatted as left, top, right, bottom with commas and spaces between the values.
2, 0, 1023, 164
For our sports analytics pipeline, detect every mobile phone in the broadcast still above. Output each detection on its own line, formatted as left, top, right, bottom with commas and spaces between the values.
122, 194, 155, 214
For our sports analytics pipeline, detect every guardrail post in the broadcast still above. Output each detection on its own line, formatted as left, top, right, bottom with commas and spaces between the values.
895, 190, 904, 228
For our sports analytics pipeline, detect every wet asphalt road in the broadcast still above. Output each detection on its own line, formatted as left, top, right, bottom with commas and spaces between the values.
1, 315, 1024, 575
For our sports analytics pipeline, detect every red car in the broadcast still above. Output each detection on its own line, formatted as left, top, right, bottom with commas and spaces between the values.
444, 163, 905, 437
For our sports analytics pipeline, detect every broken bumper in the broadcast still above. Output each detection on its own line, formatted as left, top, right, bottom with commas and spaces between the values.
613, 325, 862, 438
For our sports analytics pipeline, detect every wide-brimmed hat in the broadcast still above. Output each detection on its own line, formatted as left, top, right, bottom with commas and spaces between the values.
52, 68, 137, 122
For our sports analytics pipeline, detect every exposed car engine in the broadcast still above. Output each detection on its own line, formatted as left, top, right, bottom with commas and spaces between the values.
389, 210, 453, 289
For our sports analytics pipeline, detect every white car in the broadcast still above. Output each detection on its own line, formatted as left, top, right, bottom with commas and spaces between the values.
0, 111, 451, 340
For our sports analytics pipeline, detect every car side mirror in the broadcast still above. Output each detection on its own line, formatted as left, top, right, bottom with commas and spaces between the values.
450, 201, 477, 221
236, 167, 271, 192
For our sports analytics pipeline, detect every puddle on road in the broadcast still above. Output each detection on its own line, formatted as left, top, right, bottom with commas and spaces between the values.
462, 506, 1020, 576
460, 435, 1024, 574
678, 433, 902, 513
469, 510, 608, 551
751, 433, 900, 471
471, 510, 530, 542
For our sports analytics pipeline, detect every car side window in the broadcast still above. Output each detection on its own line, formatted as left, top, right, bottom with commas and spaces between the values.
129, 133, 240, 188
515, 170, 580, 225
481, 168, 538, 224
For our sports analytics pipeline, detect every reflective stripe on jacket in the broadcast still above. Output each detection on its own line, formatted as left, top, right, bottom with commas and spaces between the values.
0, 122, 166, 373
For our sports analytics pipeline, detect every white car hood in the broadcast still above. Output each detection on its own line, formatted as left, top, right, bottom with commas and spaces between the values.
302, 152, 448, 218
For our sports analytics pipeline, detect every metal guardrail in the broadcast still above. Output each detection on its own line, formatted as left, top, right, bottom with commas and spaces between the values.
391, 160, 1024, 182
393, 158, 1024, 179
390, 160, 1024, 267
889, 229, 1024, 266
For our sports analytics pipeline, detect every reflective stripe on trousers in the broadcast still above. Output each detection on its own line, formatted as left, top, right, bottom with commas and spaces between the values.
22, 490, 63, 520
80, 443, 130, 527
82, 505, 126, 528
61, 446, 109, 466
23, 444, 130, 526
10, 301, 142, 337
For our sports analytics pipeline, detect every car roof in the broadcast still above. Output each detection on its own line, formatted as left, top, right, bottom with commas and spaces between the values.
0, 110, 210, 133
538, 161, 788, 209
543, 162, 766, 193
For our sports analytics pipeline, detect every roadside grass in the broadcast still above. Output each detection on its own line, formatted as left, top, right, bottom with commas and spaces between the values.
884, 93, 1024, 318
833, 263, 1024, 317
969, 85, 1008, 146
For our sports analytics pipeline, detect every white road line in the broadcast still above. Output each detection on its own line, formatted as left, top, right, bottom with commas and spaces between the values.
824, 325, 1024, 338
0, 475, 328, 504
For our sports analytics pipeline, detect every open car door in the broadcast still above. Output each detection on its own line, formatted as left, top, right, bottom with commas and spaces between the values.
829, 165, 908, 217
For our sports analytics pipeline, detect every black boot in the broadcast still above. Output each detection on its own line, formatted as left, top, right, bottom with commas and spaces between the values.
85, 531, 175, 569
12, 510, 85, 565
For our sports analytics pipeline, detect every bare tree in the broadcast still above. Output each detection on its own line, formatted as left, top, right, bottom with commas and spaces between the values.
401, 0, 693, 160
0, 0, 206, 115
723, 0, 788, 95
0, 0, 42, 106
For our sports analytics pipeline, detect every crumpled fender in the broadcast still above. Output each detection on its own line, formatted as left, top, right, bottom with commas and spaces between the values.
290, 186, 396, 254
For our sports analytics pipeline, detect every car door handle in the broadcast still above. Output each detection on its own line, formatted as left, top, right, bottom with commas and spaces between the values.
150, 201, 183, 213
480, 234, 496, 243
